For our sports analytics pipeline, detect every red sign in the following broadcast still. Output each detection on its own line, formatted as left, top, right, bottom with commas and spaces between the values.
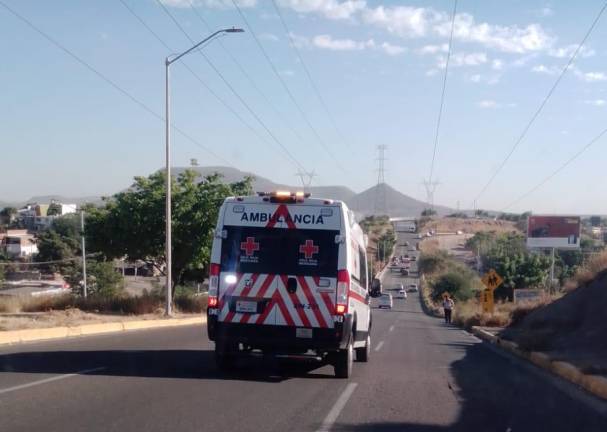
527, 215, 580, 249
240, 237, 260, 256
299, 239, 319, 259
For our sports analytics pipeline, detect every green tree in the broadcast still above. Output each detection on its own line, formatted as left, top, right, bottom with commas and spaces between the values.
0, 207, 17, 226
47, 202, 62, 216
85, 170, 252, 292
430, 269, 479, 302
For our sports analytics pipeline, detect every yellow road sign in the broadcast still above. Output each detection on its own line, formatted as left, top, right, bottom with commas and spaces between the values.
480, 289, 494, 313
481, 269, 503, 291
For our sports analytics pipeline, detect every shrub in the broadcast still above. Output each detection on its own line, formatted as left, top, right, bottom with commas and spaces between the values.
174, 293, 207, 313
430, 269, 478, 302
418, 251, 450, 274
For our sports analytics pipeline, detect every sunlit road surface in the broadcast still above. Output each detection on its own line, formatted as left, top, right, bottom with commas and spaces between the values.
1, 232, 606, 432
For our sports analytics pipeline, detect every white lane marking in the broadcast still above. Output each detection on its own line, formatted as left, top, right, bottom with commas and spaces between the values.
389, 325, 395, 332
317, 382, 358, 432
0, 367, 106, 396
374, 341, 385, 352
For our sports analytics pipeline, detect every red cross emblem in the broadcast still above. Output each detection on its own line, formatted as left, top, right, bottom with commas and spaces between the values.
240, 237, 260, 256
299, 239, 319, 259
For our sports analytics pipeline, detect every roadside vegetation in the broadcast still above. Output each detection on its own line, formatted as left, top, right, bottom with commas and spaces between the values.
359, 215, 396, 277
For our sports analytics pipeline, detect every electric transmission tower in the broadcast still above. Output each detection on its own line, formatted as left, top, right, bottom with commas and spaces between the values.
295, 169, 317, 193
374, 145, 388, 216
422, 179, 440, 211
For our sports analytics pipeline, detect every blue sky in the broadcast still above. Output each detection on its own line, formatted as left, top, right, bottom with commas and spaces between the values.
1, 0, 606, 214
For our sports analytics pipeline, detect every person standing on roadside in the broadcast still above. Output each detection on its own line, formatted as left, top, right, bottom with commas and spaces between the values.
442, 294, 455, 324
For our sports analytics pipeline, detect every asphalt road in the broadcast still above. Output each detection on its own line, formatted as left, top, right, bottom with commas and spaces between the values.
1, 231, 606, 431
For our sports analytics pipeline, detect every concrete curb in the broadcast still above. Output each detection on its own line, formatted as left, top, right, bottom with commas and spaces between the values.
0, 316, 206, 346
471, 326, 607, 402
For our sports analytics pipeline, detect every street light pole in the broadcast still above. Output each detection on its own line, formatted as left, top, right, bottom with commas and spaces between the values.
164, 28, 244, 316
81, 210, 87, 298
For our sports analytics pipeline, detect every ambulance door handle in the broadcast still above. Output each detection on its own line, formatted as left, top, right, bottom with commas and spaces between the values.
286, 277, 297, 294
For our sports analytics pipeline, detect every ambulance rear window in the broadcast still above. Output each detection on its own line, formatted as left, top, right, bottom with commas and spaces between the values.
220, 227, 339, 277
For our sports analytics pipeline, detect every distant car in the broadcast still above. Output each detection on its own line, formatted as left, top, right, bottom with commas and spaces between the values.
410, 256, 417, 262
397, 289, 407, 299
400, 268, 409, 276
378, 293, 393, 309
404, 241, 409, 247
416, 234, 423, 239
408, 284, 418, 293
394, 283, 404, 291
404, 254, 409, 258
456, 230, 463, 235
426, 232, 432, 237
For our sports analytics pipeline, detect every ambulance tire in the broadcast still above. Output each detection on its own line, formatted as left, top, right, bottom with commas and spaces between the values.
215, 340, 236, 371
334, 336, 353, 378
355, 334, 370, 362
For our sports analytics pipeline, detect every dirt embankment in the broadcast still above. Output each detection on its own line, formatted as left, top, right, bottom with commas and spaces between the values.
503, 270, 607, 376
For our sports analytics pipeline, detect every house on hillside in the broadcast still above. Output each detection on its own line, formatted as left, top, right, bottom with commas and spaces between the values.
0, 229, 38, 258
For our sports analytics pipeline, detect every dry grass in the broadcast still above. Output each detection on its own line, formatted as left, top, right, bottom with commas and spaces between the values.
450, 298, 553, 330
564, 250, 607, 291
424, 218, 519, 235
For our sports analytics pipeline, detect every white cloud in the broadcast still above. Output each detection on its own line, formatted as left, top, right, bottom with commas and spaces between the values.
531, 64, 560, 75
362, 5, 440, 38
280, 69, 296, 77
584, 99, 606, 106
278, 0, 366, 20
492, 59, 503, 70
294, 33, 404, 56
548, 44, 595, 58
478, 100, 499, 108
574, 69, 607, 82
161, 0, 257, 8
259, 33, 279, 42
416, 43, 448, 55
312, 34, 373, 51
379, 41, 406, 56
469, 74, 481, 83
438, 52, 487, 68
539, 7, 554, 17
426, 69, 438, 77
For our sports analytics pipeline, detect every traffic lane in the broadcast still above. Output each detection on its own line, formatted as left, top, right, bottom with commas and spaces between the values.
0, 312, 397, 432
337, 301, 607, 431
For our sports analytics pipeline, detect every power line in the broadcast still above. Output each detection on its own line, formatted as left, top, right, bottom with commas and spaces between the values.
229, 0, 346, 172
185, 0, 308, 145
473, 0, 607, 205
154, 0, 308, 172
428, 0, 457, 185
120, 0, 302, 171
270, 0, 352, 153
0, 0, 234, 167
501, 126, 607, 211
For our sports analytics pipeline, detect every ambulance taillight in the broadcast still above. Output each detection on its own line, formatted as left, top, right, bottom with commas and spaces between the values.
208, 263, 220, 308
336, 270, 350, 315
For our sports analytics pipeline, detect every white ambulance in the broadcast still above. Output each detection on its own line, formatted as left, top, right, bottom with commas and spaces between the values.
207, 191, 378, 378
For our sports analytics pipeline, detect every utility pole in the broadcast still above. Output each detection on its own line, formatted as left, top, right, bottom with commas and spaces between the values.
80, 210, 87, 298
374, 145, 388, 216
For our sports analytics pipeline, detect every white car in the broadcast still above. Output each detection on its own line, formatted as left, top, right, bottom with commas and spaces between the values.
408, 284, 419, 293
378, 293, 393, 309
397, 289, 407, 299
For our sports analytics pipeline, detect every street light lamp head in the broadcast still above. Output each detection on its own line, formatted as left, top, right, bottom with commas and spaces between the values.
225, 27, 245, 33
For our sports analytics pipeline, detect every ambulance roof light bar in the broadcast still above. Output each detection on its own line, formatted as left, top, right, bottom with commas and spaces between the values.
256, 191, 312, 198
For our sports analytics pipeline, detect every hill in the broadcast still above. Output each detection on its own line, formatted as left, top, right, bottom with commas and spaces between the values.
347, 183, 453, 217
2, 166, 451, 217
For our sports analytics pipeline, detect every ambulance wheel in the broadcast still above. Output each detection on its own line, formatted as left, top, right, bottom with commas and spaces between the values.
355, 334, 370, 362
215, 341, 236, 371
334, 338, 353, 378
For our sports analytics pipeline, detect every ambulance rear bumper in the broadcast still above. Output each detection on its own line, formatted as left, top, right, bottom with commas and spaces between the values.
207, 314, 353, 351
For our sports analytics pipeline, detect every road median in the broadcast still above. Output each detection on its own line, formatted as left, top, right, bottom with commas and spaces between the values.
0, 315, 206, 346
471, 326, 607, 402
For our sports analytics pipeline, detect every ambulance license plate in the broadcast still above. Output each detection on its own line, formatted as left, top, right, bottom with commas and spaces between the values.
296, 328, 312, 338
235, 300, 257, 313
